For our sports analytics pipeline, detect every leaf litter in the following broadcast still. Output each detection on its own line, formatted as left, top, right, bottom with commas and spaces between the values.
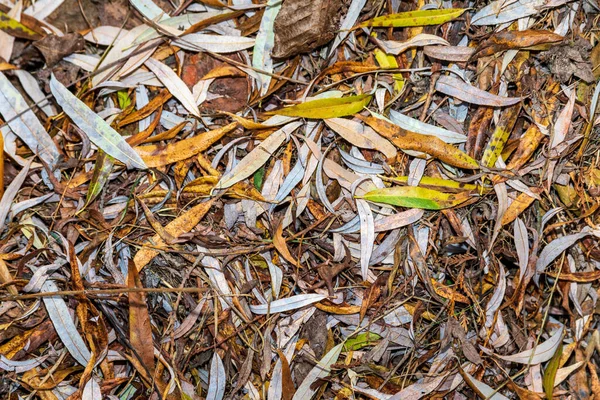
0, 0, 599, 399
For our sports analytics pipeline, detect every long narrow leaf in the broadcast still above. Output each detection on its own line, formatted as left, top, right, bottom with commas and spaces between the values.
50, 75, 147, 169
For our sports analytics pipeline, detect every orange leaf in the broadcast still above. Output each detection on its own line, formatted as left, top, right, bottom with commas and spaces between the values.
135, 122, 237, 167
134, 197, 217, 271
273, 221, 299, 267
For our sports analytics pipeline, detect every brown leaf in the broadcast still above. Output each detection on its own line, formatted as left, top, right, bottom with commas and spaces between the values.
276, 349, 295, 400
33, 33, 85, 67
273, 220, 299, 267
127, 260, 155, 373
472, 30, 563, 60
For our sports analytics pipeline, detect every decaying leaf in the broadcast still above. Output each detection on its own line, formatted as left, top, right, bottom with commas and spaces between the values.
360, 116, 479, 169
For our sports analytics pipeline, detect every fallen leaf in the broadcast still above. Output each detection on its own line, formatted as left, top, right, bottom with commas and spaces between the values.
358, 185, 471, 210
268, 94, 372, 118
359, 8, 466, 27
436, 75, 522, 107
50, 74, 147, 169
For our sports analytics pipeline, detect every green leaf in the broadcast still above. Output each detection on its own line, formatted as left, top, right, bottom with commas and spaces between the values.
117, 90, 131, 109
344, 332, 381, 351
253, 165, 265, 191
49, 74, 147, 170
543, 341, 563, 400
268, 94, 372, 119
360, 8, 466, 28
358, 186, 471, 210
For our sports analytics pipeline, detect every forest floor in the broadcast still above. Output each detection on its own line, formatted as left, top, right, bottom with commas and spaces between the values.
0, 0, 599, 399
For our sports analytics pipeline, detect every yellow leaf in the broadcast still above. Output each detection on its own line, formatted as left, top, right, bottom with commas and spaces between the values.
0, 11, 43, 40
360, 8, 466, 28
358, 186, 471, 210
374, 48, 404, 92
268, 94, 372, 119
500, 190, 539, 225
315, 302, 362, 315
481, 104, 521, 167
386, 175, 480, 193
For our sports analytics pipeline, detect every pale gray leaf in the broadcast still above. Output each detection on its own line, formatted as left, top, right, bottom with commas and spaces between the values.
357, 199, 374, 280
292, 343, 344, 400
496, 325, 564, 364
0, 354, 48, 373
0, 159, 31, 232
50, 74, 147, 169
250, 293, 326, 315
389, 109, 466, 143
0, 73, 59, 168
144, 58, 200, 118
217, 122, 302, 190
207, 352, 226, 400
42, 281, 91, 366
436, 75, 522, 107
463, 372, 510, 400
